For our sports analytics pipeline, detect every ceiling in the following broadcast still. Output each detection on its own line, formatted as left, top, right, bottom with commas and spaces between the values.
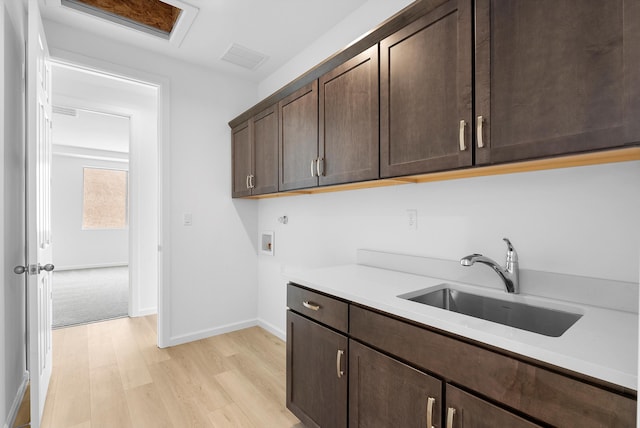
51, 62, 157, 152
53, 108, 130, 153
38, 0, 370, 82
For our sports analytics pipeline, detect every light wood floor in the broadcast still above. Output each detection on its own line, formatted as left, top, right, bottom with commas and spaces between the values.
42, 316, 303, 428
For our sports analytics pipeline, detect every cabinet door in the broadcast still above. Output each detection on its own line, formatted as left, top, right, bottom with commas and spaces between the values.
446, 384, 541, 428
380, 0, 472, 178
231, 121, 251, 198
475, 0, 640, 165
319, 45, 379, 186
252, 105, 279, 195
351, 305, 637, 427
279, 81, 319, 191
286, 311, 347, 428
349, 340, 442, 428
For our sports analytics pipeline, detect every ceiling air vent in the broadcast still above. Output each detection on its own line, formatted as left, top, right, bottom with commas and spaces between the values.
221, 43, 269, 70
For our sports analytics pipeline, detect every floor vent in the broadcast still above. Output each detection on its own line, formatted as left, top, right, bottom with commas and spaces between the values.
221, 43, 269, 70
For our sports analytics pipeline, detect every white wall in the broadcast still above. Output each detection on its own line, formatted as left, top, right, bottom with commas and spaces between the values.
258, 0, 413, 98
51, 147, 129, 270
1, 5, 6, 423
42, 19, 260, 345
1, 0, 28, 426
257, 162, 640, 337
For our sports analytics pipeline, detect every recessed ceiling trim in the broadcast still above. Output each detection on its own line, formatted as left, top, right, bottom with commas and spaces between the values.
49, 0, 198, 47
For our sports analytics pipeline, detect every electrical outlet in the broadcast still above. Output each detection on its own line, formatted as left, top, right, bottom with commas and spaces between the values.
407, 209, 417, 230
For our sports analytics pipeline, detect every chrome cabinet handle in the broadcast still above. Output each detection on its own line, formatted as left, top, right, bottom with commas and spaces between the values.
336, 349, 345, 378
477, 115, 485, 148
426, 397, 435, 428
446, 407, 456, 428
316, 157, 324, 177
310, 159, 316, 177
249, 175, 255, 189
459, 120, 466, 151
246, 175, 250, 189
302, 301, 320, 311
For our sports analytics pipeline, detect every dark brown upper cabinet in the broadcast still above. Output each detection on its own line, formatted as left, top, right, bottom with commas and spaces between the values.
474, 0, 640, 165
319, 45, 379, 186
251, 106, 279, 195
380, 0, 473, 178
231, 121, 252, 198
231, 105, 279, 198
279, 81, 319, 191
231, 0, 640, 198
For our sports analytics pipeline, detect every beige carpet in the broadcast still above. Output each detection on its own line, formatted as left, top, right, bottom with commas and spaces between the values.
52, 266, 128, 328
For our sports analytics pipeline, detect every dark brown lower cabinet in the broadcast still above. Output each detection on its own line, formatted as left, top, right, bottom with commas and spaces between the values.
348, 339, 540, 428
286, 310, 348, 428
286, 284, 636, 428
349, 304, 636, 428
349, 340, 442, 428
445, 384, 541, 428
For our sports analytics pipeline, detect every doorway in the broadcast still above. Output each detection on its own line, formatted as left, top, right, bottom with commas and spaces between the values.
51, 107, 131, 328
49, 61, 160, 326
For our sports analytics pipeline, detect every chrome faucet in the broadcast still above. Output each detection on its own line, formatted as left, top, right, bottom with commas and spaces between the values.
460, 238, 520, 294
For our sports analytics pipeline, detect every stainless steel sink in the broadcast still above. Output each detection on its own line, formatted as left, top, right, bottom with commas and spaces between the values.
400, 286, 582, 337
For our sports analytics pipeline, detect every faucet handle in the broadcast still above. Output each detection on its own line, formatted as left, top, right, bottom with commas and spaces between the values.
503, 238, 518, 262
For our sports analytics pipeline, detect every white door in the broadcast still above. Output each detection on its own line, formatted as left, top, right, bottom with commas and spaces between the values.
26, 0, 53, 426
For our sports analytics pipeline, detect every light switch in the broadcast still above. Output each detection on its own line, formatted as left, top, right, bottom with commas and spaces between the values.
183, 213, 192, 226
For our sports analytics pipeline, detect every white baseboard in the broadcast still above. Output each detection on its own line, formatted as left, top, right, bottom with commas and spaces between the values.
131, 307, 157, 317
5, 371, 29, 428
257, 318, 286, 341
55, 263, 128, 271
167, 319, 258, 347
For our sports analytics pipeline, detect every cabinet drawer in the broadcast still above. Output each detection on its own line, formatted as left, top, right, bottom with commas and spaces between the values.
287, 283, 348, 332
350, 305, 636, 428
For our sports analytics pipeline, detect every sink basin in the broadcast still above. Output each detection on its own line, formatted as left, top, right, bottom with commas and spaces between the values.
400, 286, 582, 337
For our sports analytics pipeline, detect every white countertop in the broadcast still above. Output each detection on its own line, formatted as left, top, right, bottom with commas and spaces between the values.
287, 263, 638, 391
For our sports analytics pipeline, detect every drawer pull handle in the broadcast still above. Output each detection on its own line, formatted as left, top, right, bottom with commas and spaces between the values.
477, 115, 485, 148
459, 120, 466, 151
426, 397, 435, 428
446, 407, 456, 428
302, 301, 320, 311
336, 349, 345, 378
